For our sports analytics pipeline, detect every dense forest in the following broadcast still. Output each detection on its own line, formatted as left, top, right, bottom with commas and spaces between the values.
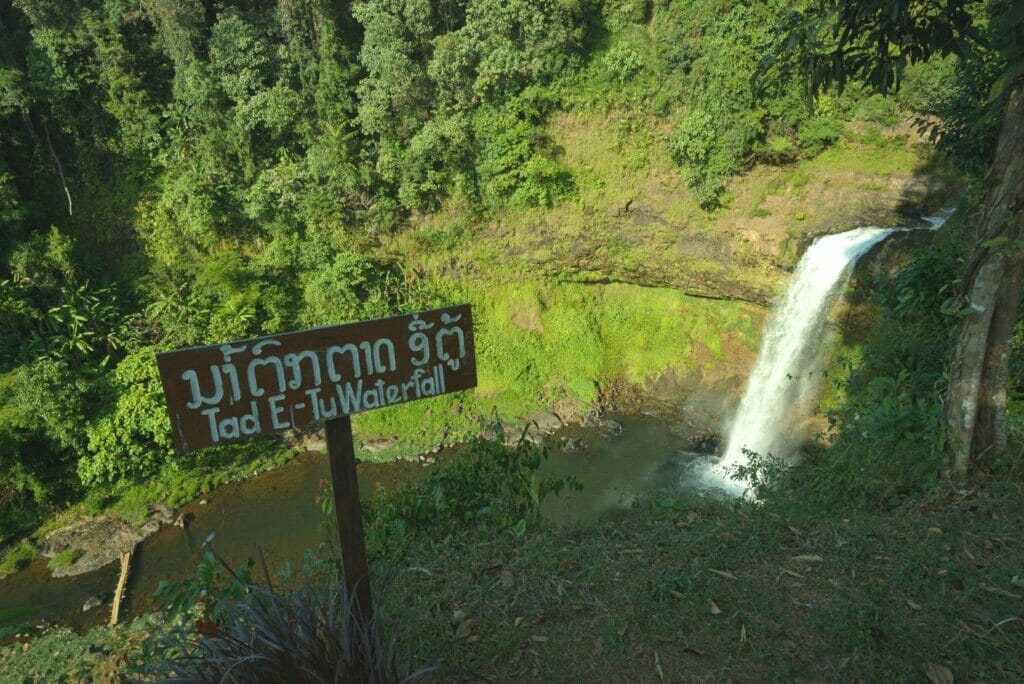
0, 0, 1015, 562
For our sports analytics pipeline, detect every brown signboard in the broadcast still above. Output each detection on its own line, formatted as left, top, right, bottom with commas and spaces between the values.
156, 304, 476, 454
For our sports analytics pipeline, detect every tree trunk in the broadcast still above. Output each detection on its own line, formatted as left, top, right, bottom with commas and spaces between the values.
945, 82, 1024, 474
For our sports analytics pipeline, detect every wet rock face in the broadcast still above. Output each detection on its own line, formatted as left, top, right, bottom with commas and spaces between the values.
685, 430, 720, 454
41, 505, 174, 578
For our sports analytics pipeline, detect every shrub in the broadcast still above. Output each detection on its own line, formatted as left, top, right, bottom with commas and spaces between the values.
300, 251, 380, 327
752, 135, 799, 164
510, 156, 575, 208
602, 45, 644, 83
79, 349, 174, 486
0, 540, 37, 574
367, 425, 580, 557
797, 116, 844, 157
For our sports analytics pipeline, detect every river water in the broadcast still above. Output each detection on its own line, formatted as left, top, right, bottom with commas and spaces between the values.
0, 415, 711, 633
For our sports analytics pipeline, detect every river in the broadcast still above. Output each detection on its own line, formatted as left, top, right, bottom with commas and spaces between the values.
0, 414, 713, 633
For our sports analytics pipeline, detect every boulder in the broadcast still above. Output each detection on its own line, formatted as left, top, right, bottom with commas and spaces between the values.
82, 594, 107, 613
42, 504, 173, 578
528, 411, 564, 433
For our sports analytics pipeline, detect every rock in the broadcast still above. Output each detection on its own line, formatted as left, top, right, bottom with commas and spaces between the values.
361, 436, 399, 453
302, 434, 327, 452
173, 512, 194, 529
43, 505, 174, 578
528, 411, 563, 433
562, 436, 587, 452
479, 420, 515, 443
686, 430, 720, 454
583, 416, 623, 435
521, 424, 545, 445
614, 199, 634, 217
82, 594, 106, 613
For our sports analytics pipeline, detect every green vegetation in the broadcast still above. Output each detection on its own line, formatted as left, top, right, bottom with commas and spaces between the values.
787, 188, 1024, 511
45, 548, 80, 570
2, 436, 1021, 680
382, 483, 1024, 681
0, 540, 36, 575
0, 618, 152, 680
0, 0, 965, 544
1, 0, 1020, 679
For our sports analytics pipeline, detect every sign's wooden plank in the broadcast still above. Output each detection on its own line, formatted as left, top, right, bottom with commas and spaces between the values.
156, 304, 476, 454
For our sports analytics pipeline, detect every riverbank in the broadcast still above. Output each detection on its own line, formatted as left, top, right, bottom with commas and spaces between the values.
0, 414, 712, 633
0, 278, 766, 584
4, 478, 1021, 681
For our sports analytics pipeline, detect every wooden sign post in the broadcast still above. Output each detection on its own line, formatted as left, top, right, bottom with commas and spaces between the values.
156, 305, 477, 629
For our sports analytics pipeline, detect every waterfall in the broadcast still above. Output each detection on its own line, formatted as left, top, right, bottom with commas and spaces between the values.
704, 224, 919, 495
704, 212, 954, 495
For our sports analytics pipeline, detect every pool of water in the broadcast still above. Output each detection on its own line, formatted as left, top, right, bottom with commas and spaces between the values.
0, 414, 714, 633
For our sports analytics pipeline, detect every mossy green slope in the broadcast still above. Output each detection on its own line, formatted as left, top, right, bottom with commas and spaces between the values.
354, 277, 763, 460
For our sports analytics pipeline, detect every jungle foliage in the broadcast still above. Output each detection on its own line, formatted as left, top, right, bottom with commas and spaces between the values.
0, 0, 1002, 542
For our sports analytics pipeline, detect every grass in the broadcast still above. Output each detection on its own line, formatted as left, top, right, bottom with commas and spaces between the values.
45, 549, 81, 571
805, 134, 929, 177
353, 278, 763, 461
17, 479, 1019, 681
383, 483, 1024, 681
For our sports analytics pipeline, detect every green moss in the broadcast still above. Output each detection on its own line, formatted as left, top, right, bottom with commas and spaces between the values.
353, 277, 762, 460
46, 549, 81, 570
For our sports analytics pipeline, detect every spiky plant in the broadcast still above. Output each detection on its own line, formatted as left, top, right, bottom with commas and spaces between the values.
145, 548, 435, 683
154, 583, 431, 683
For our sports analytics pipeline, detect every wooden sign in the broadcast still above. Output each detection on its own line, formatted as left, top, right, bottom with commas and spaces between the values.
156, 304, 477, 637
156, 304, 476, 454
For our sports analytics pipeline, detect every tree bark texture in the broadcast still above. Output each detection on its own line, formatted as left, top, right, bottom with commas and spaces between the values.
945, 82, 1024, 473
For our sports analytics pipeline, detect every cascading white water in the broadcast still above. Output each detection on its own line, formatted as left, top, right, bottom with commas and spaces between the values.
700, 211, 953, 496
706, 226, 901, 494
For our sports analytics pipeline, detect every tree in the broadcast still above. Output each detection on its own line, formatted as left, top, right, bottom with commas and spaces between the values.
770, 0, 1023, 473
